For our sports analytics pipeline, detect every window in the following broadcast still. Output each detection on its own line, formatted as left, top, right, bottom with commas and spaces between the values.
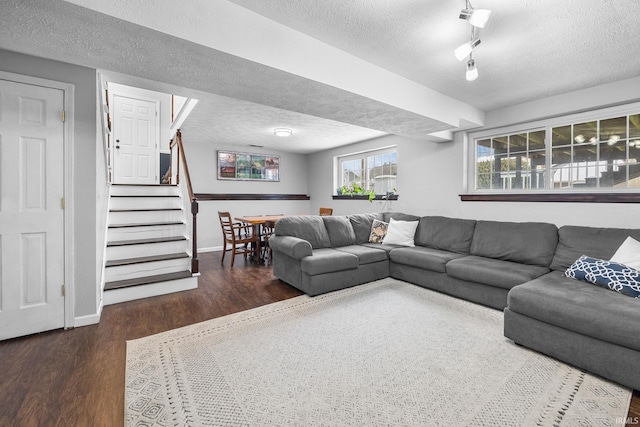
476, 130, 546, 190
337, 147, 397, 194
471, 105, 640, 193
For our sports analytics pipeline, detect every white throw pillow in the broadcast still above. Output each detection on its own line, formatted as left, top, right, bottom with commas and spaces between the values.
382, 218, 419, 247
610, 236, 640, 269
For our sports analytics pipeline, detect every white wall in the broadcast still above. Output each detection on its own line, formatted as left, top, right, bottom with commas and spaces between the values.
185, 140, 310, 250
308, 78, 640, 229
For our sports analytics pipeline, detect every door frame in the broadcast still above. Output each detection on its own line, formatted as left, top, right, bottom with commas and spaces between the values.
0, 71, 75, 328
109, 90, 161, 184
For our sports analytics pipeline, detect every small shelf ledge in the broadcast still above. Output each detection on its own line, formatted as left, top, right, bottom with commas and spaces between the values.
460, 193, 640, 203
194, 193, 310, 201
332, 195, 399, 201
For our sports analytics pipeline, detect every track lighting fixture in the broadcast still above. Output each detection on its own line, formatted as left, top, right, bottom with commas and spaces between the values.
455, 1, 491, 81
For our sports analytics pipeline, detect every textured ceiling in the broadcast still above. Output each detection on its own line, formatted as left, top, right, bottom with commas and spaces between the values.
229, 0, 640, 111
1, 0, 639, 153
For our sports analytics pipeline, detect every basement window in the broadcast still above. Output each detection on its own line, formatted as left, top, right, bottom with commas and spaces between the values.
467, 103, 640, 199
335, 147, 397, 196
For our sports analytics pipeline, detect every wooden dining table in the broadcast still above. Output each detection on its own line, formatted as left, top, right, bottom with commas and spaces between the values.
234, 215, 286, 263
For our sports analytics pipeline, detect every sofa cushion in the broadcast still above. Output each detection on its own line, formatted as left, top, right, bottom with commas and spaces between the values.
415, 216, 476, 254
390, 246, 466, 273
470, 220, 558, 267
322, 216, 356, 247
551, 226, 640, 271
349, 213, 384, 244
507, 270, 640, 352
300, 248, 359, 275
565, 255, 640, 298
274, 216, 331, 249
359, 242, 403, 253
383, 212, 420, 223
382, 218, 419, 246
335, 245, 388, 265
446, 256, 550, 290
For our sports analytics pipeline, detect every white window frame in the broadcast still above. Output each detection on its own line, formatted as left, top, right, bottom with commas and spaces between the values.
467, 102, 640, 193
335, 146, 397, 195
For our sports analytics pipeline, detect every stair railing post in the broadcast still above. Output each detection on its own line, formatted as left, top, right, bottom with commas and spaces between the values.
191, 199, 199, 274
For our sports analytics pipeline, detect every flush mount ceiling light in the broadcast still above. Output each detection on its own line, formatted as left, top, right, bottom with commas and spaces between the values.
455, 1, 491, 81
273, 128, 293, 137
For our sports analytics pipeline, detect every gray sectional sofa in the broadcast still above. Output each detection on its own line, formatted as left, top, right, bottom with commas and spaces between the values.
269, 212, 640, 391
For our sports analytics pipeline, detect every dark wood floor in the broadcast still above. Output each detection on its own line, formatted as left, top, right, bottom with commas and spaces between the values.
0, 251, 638, 426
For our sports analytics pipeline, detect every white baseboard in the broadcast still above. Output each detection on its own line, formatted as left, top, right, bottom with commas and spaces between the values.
198, 246, 222, 253
73, 300, 103, 327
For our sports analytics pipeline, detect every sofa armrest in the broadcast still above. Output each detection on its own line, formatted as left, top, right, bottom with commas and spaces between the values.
269, 235, 313, 260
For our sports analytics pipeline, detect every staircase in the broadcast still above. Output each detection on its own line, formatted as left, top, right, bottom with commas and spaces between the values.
103, 184, 198, 305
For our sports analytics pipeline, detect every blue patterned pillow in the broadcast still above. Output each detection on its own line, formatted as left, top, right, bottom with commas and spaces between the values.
565, 255, 640, 298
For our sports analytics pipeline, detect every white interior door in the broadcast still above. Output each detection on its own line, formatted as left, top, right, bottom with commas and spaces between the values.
0, 79, 65, 340
113, 95, 158, 184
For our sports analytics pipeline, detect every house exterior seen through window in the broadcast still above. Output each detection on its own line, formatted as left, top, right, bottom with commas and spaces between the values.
472, 105, 640, 192
338, 147, 397, 195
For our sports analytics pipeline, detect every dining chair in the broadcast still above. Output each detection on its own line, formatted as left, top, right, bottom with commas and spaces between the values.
319, 207, 333, 216
218, 211, 259, 267
260, 220, 276, 265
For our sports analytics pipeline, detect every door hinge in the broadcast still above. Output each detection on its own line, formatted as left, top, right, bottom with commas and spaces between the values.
61, 197, 65, 209
62, 284, 66, 297
61, 110, 66, 122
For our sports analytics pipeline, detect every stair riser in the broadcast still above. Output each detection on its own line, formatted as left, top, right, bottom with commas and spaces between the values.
107, 240, 190, 259
110, 197, 182, 210
110, 185, 180, 197
105, 258, 192, 282
103, 275, 198, 306
109, 210, 185, 224
108, 224, 186, 241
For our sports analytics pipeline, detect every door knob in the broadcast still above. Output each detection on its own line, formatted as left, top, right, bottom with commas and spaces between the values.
116, 145, 120, 149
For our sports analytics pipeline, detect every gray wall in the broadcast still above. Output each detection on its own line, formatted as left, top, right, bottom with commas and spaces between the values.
0, 49, 98, 318
308, 77, 640, 229
185, 140, 310, 250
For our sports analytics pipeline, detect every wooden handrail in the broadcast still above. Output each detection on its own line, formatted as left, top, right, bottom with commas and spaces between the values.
170, 129, 199, 274
175, 130, 195, 202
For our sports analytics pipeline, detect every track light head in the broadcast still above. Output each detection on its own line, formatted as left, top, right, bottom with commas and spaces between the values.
454, 38, 481, 61
459, 8, 492, 28
466, 58, 478, 81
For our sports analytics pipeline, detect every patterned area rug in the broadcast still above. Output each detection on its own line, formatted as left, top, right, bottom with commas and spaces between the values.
125, 278, 631, 426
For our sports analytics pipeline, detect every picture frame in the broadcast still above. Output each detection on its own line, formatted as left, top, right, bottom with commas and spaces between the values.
217, 150, 280, 181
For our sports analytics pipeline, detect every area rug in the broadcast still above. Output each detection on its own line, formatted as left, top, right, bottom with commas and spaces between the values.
125, 278, 631, 426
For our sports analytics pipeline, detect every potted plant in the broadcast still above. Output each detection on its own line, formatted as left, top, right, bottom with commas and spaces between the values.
339, 182, 376, 202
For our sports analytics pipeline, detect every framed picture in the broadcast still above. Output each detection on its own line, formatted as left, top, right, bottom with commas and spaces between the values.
218, 150, 280, 181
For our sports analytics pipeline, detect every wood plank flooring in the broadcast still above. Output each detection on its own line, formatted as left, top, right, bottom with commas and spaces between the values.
0, 251, 637, 426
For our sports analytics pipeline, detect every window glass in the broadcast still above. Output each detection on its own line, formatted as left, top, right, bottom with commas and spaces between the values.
552, 125, 571, 146
573, 121, 597, 145
475, 130, 545, 190
337, 148, 397, 195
